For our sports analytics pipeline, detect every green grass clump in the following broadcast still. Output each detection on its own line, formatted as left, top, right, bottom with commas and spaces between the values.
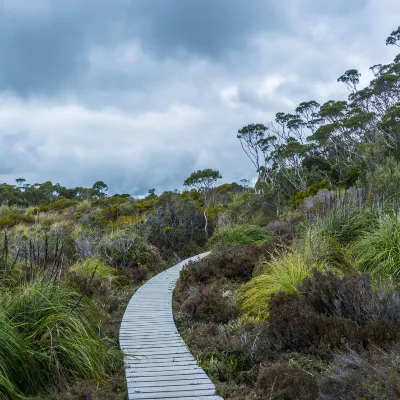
239, 251, 321, 316
208, 224, 270, 251
0, 280, 119, 398
351, 214, 400, 277
310, 204, 374, 245
70, 257, 116, 280
0, 313, 36, 398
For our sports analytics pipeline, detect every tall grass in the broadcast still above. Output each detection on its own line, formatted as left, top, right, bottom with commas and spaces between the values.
0, 313, 36, 398
70, 257, 116, 280
295, 203, 375, 272
0, 280, 119, 398
351, 214, 400, 277
307, 203, 375, 245
209, 224, 270, 251
239, 251, 321, 316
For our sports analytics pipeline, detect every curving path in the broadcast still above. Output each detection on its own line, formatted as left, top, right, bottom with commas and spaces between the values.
120, 252, 223, 400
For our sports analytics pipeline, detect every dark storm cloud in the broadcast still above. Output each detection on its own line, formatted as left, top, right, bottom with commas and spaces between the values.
124, 0, 284, 57
0, 0, 283, 95
0, 0, 399, 195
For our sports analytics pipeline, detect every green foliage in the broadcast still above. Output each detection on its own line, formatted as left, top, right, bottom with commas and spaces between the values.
98, 230, 161, 274
39, 197, 78, 212
0, 212, 34, 229
183, 169, 222, 192
100, 204, 120, 222
267, 271, 400, 354
208, 224, 270, 251
308, 202, 374, 245
70, 257, 116, 280
0, 280, 119, 398
351, 214, 400, 277
136, 197, 158, 212
290, 179, 330, 208
239, 251, 319, 316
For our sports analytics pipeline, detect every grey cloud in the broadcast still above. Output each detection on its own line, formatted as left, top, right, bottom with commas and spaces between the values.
0, 131, 40, 174
0, 0, 399, 195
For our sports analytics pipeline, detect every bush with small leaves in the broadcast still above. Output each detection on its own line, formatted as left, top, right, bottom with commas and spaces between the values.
267, 292, 361, 354
180, 280, 239, 324
256, 361, 318, 400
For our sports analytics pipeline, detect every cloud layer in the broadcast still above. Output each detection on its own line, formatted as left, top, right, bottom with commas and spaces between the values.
1, 0, 399, 195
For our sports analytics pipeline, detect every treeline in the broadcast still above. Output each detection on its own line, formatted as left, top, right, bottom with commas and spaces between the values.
237, 26, 400, 212
0, 179, 111, 206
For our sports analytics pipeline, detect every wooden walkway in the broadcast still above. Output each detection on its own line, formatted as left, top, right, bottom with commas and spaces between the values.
120, 253, 223, 400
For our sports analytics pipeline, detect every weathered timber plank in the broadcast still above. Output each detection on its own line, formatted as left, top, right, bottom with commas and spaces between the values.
120, 252, 223, 399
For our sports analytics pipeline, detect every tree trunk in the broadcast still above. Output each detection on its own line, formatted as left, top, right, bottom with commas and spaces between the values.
203, 210, 208, 237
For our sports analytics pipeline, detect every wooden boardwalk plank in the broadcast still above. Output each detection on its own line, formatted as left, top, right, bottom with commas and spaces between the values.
120, 253, 223, 399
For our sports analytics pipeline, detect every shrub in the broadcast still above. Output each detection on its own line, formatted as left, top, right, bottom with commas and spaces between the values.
176, 244, 265, 294
0, 212, 34, 229
39, 197, 78, 212
239, 251, 318, 316
256, 361, 318, 400
184, 317, 269, 377
208, 224, 270, 251
266, 292, 360, 353
180, 280, 239, 323
351, 214, 400, 277
318, 349, 400, 399
290, 179, 330, 209
299, 270, 382, 326
98, 230, 161, 273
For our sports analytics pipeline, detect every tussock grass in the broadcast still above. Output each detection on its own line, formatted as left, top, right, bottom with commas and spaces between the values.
239, 251, 321, 316
309, 204, 375, 245
0, 280, 120, 398
37, 212, 65, 228
351, 214, 400, 277
70, 257, 116, 280
209, 224, 270, 251
75, 199, 92, 213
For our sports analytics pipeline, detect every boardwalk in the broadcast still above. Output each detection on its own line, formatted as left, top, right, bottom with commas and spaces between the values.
120, 253, 223, 400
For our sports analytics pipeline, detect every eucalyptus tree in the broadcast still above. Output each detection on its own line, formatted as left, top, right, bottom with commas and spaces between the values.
184, 169, 222, 235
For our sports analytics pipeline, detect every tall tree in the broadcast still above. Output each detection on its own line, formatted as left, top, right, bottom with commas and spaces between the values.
237, 124, 277, 184
184, 169, 222, 235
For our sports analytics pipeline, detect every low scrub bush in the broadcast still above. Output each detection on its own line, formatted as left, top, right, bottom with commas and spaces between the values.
176, 245, 265, 295
39, 197, 78, 213
318, 349, 400, 399
184, 317, 269, 374
351, 214, 400, 277
179, 280, 239, 323
267, 271, 400, 354
256, 361, 318, 400
0, 212, 34, 229
98, 230, 162, 275
299, 270, 382, 325
266, 292, 361, 353
208, 224, 270, 251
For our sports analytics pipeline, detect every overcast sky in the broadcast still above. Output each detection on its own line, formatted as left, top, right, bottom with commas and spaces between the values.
0, 0, 399, 195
